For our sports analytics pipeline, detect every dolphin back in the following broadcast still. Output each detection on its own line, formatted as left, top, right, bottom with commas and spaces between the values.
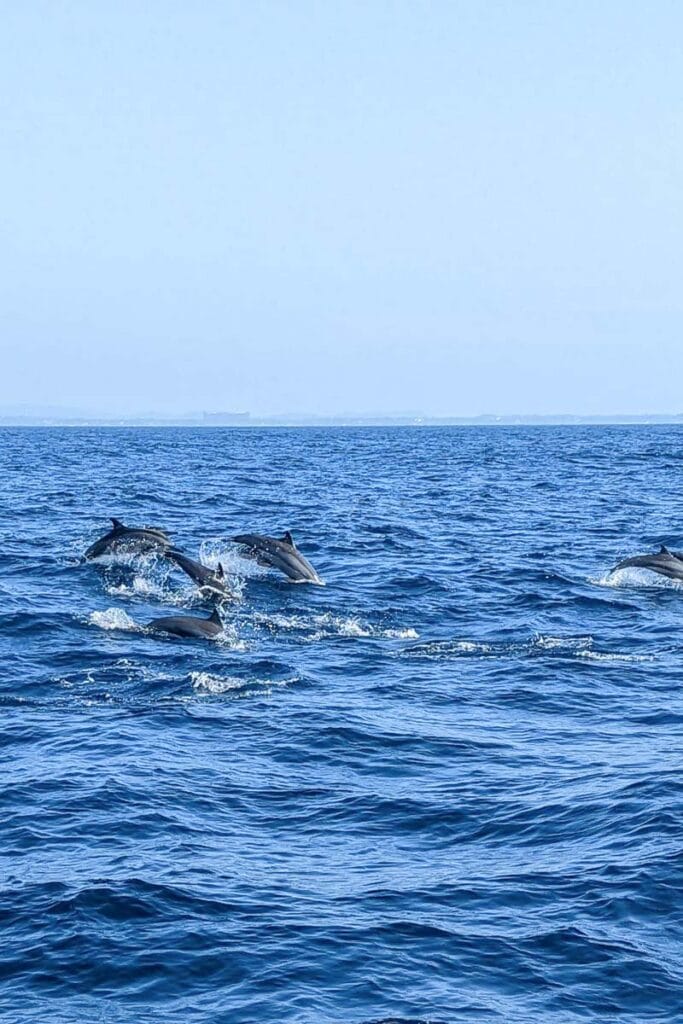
613, 553, 663, 571
84, 519, 171, 560
148, 611, 222, 638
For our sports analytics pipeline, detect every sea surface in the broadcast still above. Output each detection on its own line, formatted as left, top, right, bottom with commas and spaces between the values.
0, 425, 681, 1024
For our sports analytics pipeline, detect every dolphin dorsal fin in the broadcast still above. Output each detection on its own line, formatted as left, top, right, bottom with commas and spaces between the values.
111, 518, 125, 530
660, 545, 672, 555
209, 608, 222, 625
282, 531, 295, 547
217, 562, 224, 578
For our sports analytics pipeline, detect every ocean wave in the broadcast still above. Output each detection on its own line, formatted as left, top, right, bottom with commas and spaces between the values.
5, 425, 683, 1024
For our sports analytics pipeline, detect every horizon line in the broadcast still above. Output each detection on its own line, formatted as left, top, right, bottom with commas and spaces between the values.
2, 412, 683, 428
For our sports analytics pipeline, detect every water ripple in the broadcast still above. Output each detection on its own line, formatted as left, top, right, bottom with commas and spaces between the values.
0, 425, 682, 1023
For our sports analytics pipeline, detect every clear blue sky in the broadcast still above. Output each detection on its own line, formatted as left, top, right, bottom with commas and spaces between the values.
2, 1, 682, 417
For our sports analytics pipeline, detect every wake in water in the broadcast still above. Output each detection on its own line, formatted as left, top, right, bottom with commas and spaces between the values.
402, 633, 652, 663
252, 610, 418, 641
190, 671, 300, 697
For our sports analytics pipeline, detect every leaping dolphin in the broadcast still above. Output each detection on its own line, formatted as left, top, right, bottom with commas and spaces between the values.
165, 549, 235, 601
148, 607, 223, 638
84, 518, 171, 560
232, 531, 323, 584
611, 545, 683, 582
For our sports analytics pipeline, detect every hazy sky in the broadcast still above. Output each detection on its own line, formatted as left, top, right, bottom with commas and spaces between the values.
2, 2, 682, 416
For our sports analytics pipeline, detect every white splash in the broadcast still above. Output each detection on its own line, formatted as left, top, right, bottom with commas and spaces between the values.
214, 624, 249, 651
105, 576, 207, 608
190, 671, 296, 696
534, 635, 592, 651
577, 650, 655, 663
105, 575, 167, 599
87, 549, 162, 571
199, 538, 269, 580
88, 608, 141, 632
252, 611, 418, 641
401, 639, 493, 659
593, 568, 683, 589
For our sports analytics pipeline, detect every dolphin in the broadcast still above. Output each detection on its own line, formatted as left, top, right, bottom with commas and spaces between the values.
232, 530, 323, 584
84, 518, 171, 560
611, 545, 683, 582
148, 607, 223, 638
164, 548, 234, 601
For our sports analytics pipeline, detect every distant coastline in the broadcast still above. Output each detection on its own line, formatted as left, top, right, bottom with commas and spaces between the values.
2, 412, 683, 427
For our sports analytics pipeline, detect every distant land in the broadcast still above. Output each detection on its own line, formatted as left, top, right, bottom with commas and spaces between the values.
2, 409, 683, 427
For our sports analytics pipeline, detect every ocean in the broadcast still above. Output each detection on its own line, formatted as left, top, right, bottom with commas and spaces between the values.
1, 425, 681, 1023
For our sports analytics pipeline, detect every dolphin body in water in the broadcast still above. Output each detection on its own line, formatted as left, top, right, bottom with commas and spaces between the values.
84, 518, 171, 560
611, 545, 683, 582
232, 531, 323, 584
148, 607, 223, 638
165, 549, 234, 601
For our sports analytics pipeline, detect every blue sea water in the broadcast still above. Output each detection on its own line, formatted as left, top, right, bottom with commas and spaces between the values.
0, 425, 681, 1024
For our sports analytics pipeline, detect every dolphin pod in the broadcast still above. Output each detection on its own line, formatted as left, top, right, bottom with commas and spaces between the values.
81, 517, 683, 645
232, 531, 323, 584
611, 545, 683, 582
83, 518, 324, 641
84, 520, 322, 586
